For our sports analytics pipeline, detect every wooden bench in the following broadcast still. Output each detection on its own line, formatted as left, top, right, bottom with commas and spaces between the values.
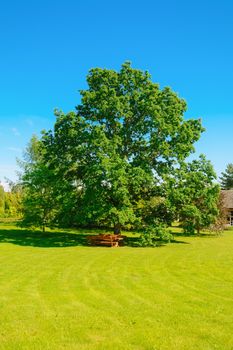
87, 234, 125, 247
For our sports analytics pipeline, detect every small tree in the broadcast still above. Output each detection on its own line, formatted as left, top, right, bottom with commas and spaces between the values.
168, 155, 220, 234
19, 136, 57, 232
219, 163, 233, 189
209, 191, 228, 233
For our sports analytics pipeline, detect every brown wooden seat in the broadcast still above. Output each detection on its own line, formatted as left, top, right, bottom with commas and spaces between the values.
87, 234, 126, 247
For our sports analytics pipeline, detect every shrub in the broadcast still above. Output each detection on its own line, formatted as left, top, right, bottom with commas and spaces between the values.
138, 222, 173, 247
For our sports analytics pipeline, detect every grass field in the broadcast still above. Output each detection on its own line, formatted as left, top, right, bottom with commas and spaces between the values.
0, 223, 233, 350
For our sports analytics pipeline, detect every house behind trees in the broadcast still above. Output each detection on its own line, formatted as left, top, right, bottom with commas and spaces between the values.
221, 190, 233, 226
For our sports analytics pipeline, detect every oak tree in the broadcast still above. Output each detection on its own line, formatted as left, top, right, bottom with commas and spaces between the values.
42, 62, 204, 233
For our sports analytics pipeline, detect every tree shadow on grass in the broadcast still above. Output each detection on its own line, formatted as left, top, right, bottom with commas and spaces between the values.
171, 231, 220, 239
124, 236, 190, 247
170, 239, 190, 244
0, 227, 192, 249
0, 229, 146, 248
0, 228, 92, 248
171, 230, 196, 238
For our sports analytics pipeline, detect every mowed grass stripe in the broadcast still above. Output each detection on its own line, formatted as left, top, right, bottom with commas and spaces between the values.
0, 225, 233, 349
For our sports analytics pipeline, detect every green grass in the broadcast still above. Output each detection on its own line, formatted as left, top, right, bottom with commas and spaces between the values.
0, 223, 233, 350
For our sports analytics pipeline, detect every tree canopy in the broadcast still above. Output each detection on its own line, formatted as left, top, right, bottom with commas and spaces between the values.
19, 62, 219, 235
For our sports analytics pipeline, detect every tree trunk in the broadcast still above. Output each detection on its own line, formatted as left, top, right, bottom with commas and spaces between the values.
114, 223, 121, 235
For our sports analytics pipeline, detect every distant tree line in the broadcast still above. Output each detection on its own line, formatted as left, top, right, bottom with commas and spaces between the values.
0, 183, 22, 218
17, 63, 220, 242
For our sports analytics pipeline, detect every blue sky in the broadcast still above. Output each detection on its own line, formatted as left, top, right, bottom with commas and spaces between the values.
0, 0, 233, 186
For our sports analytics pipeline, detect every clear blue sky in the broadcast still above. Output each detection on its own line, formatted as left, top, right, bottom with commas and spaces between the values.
1, 0, 233, 186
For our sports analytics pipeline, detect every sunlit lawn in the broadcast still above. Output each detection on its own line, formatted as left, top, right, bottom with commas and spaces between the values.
0, 222, 233, 350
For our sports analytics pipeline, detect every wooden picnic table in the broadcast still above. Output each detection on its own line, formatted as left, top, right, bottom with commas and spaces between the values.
87, 234, 126, 247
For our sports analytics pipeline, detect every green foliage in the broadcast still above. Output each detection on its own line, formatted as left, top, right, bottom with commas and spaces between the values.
19, 63, 219, 236
167, 155, 220, 234
40, 62, 204, 233
0, 185, 5, 216
19, 136, 57, 231
209, 191, 228, 233
180, 205, 200, 235
137, 196, 175, 227
4, 191, 22, 217
138, 222, 173, 247
220, 163, 233, 189
0, 183, 22, 218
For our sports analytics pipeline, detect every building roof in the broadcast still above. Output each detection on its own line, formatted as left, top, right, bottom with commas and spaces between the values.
221, 190, 233, 209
